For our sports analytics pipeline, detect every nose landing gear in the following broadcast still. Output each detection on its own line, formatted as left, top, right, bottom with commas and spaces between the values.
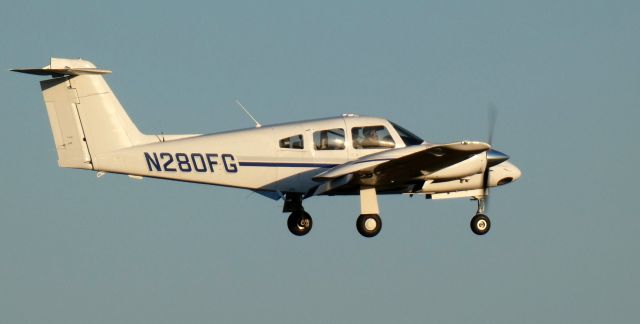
470, 197, 491, 235
470, 213, 491, 235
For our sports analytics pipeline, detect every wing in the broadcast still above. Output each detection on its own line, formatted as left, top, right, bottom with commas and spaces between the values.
311, 141, 489, 196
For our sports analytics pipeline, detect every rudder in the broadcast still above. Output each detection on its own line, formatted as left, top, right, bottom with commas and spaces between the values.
40, 77, 93, 169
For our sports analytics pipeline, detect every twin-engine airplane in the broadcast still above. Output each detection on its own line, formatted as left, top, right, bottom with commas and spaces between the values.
14, 58, 521, 237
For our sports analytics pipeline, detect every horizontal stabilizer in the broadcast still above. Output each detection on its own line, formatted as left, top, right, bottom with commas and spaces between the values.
12, 57, 112, 77
12, 67, 111, 76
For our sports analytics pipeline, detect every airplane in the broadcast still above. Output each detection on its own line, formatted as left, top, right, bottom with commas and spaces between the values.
13, 58, 522, 238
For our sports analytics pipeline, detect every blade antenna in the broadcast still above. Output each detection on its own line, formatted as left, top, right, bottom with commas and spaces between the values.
235, 99, 262, 128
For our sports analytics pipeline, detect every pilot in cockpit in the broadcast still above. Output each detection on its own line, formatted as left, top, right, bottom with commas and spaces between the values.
361, 127, 380, 148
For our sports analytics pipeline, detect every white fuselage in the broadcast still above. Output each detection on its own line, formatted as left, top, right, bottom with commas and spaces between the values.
94, 115, 521, 197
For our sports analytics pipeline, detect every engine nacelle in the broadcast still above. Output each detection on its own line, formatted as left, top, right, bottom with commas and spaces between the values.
423, 153, 485, 180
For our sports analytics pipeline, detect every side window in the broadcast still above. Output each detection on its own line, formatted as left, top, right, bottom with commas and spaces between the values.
351, 125, 395, 149
279, 134, 304, 149
313, 129, 345, 150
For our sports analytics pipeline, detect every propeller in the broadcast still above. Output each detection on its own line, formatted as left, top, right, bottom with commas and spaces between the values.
480, 105, 509, 214
487, 104, 497, 146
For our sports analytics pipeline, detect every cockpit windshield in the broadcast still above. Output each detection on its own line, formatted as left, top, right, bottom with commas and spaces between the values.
390, 122, 424, 146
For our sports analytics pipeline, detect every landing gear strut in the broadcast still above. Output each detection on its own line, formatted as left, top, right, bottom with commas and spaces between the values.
357, 187, 382, 237
470, 197, 491, 235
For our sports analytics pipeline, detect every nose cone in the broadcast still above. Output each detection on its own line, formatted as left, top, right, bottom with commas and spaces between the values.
487, 149, 510, 167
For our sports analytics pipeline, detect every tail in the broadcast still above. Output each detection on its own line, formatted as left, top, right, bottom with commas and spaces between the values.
13, 58, 153, 170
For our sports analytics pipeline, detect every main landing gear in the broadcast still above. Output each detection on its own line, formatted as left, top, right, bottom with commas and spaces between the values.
356, 187, 382, 238
287, 210, 313, 236
356, 213, 382, 237
283, 188, 383, 238
470, 197, 491, 235
284, 193, 313, 236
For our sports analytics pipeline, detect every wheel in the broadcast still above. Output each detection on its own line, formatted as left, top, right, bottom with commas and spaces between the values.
356, 214, 382, 238
470, 214, 491, 235
287, 211, 312, 236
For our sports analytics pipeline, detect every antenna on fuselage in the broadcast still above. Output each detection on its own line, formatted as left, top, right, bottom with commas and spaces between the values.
235, 99, 262, 128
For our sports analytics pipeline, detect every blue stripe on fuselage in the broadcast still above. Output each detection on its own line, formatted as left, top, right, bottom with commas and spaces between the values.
238, 161, 338, 168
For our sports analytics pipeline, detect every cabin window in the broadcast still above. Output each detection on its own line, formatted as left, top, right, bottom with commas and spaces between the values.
390, 122, 424, 146
351, 125, 395, 149
279, 134, 304, 149
313, 128, 345, 150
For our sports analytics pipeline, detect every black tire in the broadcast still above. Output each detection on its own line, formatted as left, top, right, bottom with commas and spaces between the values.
356, 214, 382, 238
287, 211, 312, 236
470, 214, 491, 235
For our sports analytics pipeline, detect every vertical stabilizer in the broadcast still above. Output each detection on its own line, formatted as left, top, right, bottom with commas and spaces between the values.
15, 58, 154, 170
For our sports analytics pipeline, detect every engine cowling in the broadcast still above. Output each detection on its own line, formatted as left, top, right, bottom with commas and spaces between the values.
423, 153, 485, 180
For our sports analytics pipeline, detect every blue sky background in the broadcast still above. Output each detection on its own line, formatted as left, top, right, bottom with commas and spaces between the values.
1, 1, 639, 323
